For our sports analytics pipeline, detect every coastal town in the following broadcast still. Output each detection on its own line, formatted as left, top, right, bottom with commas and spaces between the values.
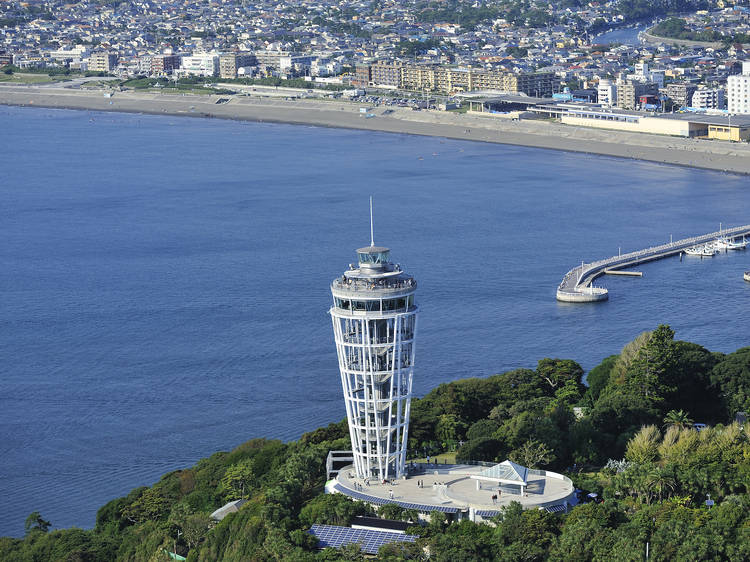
4, 0, 750, 142
4, 1, 750, 558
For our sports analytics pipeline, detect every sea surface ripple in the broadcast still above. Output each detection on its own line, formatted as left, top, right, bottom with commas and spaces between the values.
1, 106, 749, 536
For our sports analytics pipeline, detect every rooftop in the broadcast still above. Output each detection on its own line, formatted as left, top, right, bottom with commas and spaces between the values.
659, 112, 750, 127
209, 499, 247, 521
308, 523, 417, 555
331, 462, 575, 519
357, 245, 390, 254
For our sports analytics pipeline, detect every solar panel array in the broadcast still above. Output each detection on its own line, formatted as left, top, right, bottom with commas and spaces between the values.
309, 524, 417, 555
398, 501, 458, 514
545, 504, 568, 513
474, 510, 501, 518
334, 483, 459, 513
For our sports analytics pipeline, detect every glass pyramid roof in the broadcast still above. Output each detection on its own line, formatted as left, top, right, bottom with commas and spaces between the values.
477, 460, 528, 484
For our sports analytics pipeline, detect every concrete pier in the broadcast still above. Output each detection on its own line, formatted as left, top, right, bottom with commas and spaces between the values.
557, 225, 750, 302
604, 270, 643, 277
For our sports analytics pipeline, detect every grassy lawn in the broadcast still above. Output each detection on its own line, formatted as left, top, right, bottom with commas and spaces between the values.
147, 86, 215, 95
0, 73, 54, 84
410, 452, 458, 464
0, 73, 71, 84
80, 80, 118, 89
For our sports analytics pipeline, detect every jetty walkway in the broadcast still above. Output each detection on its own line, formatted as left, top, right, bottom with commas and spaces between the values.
557, 224, 750, 302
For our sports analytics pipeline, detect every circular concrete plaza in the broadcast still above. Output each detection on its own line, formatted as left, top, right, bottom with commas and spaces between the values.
329, 463, 576, 523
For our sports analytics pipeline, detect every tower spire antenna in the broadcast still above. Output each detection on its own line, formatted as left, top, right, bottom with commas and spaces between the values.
369, 196, 374, 247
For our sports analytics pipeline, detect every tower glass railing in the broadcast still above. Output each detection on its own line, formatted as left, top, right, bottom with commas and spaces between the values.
357, 249, 390, 264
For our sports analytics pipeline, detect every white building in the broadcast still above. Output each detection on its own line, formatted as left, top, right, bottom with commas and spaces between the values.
178, 53, 219, 77
311, 58, 342, 77
727, 61, 750, 114
597, 78, 617, 108
692, 87, 725, 110
649, 70, 665, 88
330, 240, 417, 482
138, 55, 153, 75
48, 45, 90, 62
253, 50, 292, 71
629, 61, 664, 88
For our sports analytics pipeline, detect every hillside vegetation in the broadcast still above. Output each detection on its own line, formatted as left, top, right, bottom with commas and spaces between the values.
2, 325, 749, 560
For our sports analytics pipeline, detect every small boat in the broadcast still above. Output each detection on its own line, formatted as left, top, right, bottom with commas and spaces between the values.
685, 245, 717, 257
715, 236, 730, 250
716, 235, 748, 250
702, 245, 720, 256
744, 271, 750, 282
727, 237, 748, 250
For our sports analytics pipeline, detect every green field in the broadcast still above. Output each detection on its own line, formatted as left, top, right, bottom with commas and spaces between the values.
410, 451, 458, 464
0, 73, 69, 84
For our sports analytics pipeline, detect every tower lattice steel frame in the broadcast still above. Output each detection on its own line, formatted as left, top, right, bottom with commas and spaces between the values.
330, 243, 418, 481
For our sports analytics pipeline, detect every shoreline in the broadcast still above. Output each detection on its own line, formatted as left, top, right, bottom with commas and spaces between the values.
3, 84, 750, 174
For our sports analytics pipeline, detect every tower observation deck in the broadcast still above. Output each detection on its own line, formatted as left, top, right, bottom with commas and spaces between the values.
330, 244, 418, 481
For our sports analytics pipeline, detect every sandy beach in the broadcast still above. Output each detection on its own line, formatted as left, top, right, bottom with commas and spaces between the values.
3, 83, 750, 175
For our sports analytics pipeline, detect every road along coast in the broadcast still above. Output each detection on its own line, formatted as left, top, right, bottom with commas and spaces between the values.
3, 84, 750, 175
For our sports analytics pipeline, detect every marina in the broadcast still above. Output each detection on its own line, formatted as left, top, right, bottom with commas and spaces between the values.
557, 225, 750, 302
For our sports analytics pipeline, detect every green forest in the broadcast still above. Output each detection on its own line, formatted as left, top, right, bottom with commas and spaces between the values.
1, 325, 749, 561
650, 17, 750, 46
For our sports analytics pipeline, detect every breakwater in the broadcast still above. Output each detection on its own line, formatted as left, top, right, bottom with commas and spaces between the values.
557, 225, 750, 302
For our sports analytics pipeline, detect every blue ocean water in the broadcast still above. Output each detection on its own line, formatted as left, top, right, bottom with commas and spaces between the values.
1, 106, 749, 536
593, 24, 646, 45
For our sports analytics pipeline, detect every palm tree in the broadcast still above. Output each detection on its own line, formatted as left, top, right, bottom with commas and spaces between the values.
645, 467, 677, 503
663, 409, 693, 430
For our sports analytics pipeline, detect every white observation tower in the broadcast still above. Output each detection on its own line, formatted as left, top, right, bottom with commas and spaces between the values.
330, 204, 418, 481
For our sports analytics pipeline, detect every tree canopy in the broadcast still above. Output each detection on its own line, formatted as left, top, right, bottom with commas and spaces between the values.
2, 326, 749, 560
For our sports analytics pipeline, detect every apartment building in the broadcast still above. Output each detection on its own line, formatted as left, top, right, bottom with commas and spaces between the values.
370, 61, 402, 88
727, 61, 750, 114
598, 79, 617, 107
616, 80, 658, 110
151, 54, 181, 76
179, 53, 219, 77
352, 63, 371, 88
691, 87, 724, 110
87, 52, 118, 72
663, 82, 696, 109
219, 53, 256, 79
365, 62, 553, 96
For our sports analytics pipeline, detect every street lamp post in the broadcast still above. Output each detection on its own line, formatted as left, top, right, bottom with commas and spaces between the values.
174, 529, 182, 557
728, 113, 732, 141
